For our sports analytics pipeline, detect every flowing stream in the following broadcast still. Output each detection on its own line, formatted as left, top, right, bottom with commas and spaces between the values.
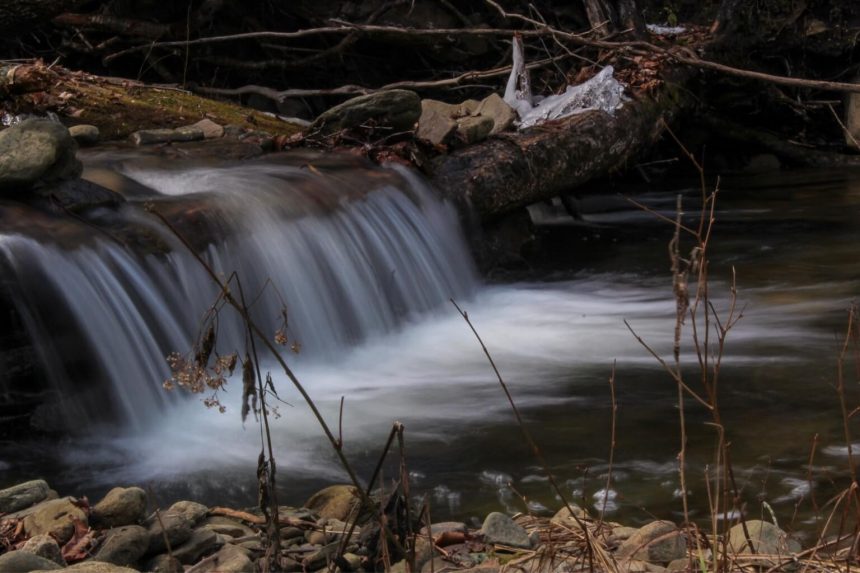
1, 153, 859, 537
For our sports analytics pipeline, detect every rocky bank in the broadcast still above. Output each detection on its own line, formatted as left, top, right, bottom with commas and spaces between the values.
0, 478, 811, 573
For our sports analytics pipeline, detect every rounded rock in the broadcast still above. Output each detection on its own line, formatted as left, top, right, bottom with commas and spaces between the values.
0, 119, 81, 191
92, 486, 147, 527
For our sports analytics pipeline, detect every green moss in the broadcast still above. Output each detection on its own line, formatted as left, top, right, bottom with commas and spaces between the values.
61, 79, 302, 141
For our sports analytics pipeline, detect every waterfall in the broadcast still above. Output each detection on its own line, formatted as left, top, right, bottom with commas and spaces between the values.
0, 155, 478, 433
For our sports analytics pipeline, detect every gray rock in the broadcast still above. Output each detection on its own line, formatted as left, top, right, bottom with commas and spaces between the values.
93, 524, 150, 566
187, 118, 225, 139
481, 512, 531, 549
417, 99, 458, 145
92, 486, 147, 527
190, 544, 253, 573
63, 562, 140, 573
22, 497, 87, 545
68, 124, 100, 146
341, 552, 362, 571
418, 521, 467, 537
171, 527, 222, 564
311, 90, 421, 135
550, 504, 589, 529
304, 485, 363, 522
198, 515, 256, 539
728, 520, 801, 556
0, 480, 50, 513
0, 549, 61, 572
477, 93, 516, 135
36, 178, 123, 212
616, 520, 687, 564
146, 511, 193, 555
142, 554, 183, 573
303, 541, 341, 570
20, 534, 65, 566
130, 127, 205, 146
0, 119, 81, 191
455, 115, 494, 144
167, 500, 209, 525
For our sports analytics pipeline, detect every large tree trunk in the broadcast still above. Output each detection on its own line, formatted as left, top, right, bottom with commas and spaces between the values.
0, 0, 91, 36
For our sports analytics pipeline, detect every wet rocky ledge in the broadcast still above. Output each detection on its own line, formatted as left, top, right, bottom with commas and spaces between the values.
0, 479, 808, 573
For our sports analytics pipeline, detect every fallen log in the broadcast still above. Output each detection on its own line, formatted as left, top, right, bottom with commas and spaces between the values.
429, 80, 688, 221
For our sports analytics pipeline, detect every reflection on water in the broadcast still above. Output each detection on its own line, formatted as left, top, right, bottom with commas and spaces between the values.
2, 162, 860, 536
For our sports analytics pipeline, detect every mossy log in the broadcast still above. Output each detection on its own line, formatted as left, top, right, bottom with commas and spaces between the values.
0, 61, 302, 140
429, 81, 689, 221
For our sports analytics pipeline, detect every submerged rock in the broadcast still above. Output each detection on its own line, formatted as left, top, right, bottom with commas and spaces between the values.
311, 90, 421, 135
0, 119, 82, 191
0, 479, 50, 513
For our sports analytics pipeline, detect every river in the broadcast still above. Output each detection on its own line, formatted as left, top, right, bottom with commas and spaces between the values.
1, 152, 858, 540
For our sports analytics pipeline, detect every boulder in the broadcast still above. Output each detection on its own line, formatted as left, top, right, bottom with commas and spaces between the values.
68, 124, 100, 146
303, 541, 341, 570
616, 521, 687, 564
91, 486, 147, 527
304, 485, 364, 522
167, 500, 209, 525
477, 93, 517, 135
481, 512, 531, 549
0, 479, 50, 513
22, 497, 87, 544
187, 118, 225, 139
20, 533, 65, 566
0, 119, 81, 191
311, 90, 421, 135
36, 177, 123, 212
455, 115, 494, 145
728, 520, 801, 556
92, 524, 150, 566
198, 515, 256, 539
419, 521, 467, 537
190, 544, 253, 573
417, 99, 458, 145
142, 554, 184, 573
171, 527, 222, 564
63, 562, 140, 573
0, 549, 62, 572
145, 510, 193, 554
549, 504, 589, 529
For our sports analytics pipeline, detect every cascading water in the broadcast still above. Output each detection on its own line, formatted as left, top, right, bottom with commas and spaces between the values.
0, 153, 477, 433
1, 156, 858, 528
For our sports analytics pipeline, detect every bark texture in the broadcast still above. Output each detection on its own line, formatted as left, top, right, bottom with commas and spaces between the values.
430, 86, 685, 221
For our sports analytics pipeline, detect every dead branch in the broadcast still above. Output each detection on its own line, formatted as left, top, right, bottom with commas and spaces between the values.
192, 53, 573, 102
100, 20, 860, 95
53, 12, 172, 38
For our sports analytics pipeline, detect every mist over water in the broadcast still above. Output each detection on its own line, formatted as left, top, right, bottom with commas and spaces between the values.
1, 156, 859, 530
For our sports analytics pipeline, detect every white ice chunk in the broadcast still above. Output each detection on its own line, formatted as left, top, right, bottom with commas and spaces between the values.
503, 35, 627, 130
646, 24, 686, 35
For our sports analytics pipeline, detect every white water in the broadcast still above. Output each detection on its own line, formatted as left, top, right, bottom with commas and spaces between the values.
2, 160, 855, 525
